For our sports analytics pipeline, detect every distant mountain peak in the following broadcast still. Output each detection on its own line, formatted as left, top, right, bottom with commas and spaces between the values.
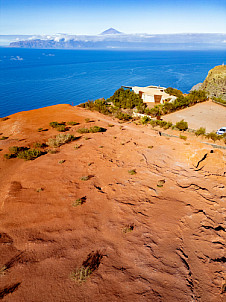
100, 28, 122, 35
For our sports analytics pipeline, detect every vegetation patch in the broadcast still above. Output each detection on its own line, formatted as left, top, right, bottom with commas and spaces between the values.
72, 196, 86, 207
17, 149, 42, 160
0, 136, 8, 140
47, 133, 76, 148
71, 251, 103, 283
74, 144, 82, 149
58, 160, 65, 164
67, 121, 79, 125
175, 120, 188, 131
77, 126, 106, 134
195, 127, 206, 136
4, 146, 44, 160
80, 175, 91, 181
205, 132, 221, 142
49, 121, 68, 132
179, 134, 187, 140
128, 169, 137, 175
123, 224, 135, 233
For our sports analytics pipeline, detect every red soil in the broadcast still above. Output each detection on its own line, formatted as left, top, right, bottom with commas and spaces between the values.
0, 105, 225, 301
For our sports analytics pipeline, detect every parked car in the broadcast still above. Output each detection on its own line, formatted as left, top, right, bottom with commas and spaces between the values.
216, 127, 226, 135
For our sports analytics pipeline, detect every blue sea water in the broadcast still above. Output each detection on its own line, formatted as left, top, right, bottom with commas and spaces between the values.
0, 48, 225, 117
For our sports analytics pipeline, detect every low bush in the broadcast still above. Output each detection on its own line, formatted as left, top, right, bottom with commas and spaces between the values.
205, 132, 221, 142
165, 87, 183, 98
4, 153, 15, 159
122, 224, 134, 233
115, 112, 132, 121
0, 136, 8, 140
175, 120, 188, 131
179, 134, 187, 140
212, 97, 226, 105
140, 116, 150, 124
89, 126, 106, 133
108, 87, 144, 109
47, 133, 76, 147
67, 121, 79, 125
128, 169, 136, 175
195, 127, 206, 136
49, 121, 65, 128
72, 197, 86, 207
56, 125, 67, 132
9, 146, 25, 154
77, 126, 106, 134
17, 149, 42, 160
163, 121, 173, 129
77, 127, 90, 134
70, 266, 92, 283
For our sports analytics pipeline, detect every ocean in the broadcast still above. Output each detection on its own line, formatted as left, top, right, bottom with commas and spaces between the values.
0, 48, 225, 117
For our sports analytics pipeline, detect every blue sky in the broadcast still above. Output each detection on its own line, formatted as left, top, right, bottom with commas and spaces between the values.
0, 0, 226, 35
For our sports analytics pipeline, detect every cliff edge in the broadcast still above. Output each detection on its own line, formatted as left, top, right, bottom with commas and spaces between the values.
200, 65, 226, 100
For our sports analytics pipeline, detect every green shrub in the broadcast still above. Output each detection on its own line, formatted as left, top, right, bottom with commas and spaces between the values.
163, 121, 173, 129
17, 149, 42, 160
74, 144, 82, 149
175, 120, 188, 131
77, 127, 90, 134
165, 87, 183, 97
67, 121, 79, 125
4, 153, 15, 159
195, 127, 206, 136
70, 266, 92, 283
77, 126, 106, 134
115, 112, 132, 121
128, 169, 136, 175
49, 121, 65, 128
58, 159, 65, 164
89, 126, 106, 133
122, 224, 134, 233
9, 146, 25, 154
205, 132, 221, 142
80, 176, 89, 181
107, 87, 144, 109
213, 97, 226, 105
140, 116, 150, 124
0, 136, 8, 140
179, 134, 187, 140
47, 133, 76, 147
56, 125, 67, 132
72, 197, 86, 207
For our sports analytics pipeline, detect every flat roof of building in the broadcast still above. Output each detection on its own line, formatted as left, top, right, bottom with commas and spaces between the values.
132, 86, 171, 98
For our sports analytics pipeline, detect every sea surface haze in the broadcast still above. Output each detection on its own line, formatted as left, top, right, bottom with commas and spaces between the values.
0, 48, 225, 117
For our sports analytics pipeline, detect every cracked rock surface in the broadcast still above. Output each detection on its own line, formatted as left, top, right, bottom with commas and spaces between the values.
0, 105, 225, 301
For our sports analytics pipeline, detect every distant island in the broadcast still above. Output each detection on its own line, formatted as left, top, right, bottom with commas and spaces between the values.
3, 28, 226, 50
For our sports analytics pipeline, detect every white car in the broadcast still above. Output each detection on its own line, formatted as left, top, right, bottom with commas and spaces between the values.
216, 127, 226, 135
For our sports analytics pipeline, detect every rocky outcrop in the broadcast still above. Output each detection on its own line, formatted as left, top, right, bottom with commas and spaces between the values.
201, 65, 226, 100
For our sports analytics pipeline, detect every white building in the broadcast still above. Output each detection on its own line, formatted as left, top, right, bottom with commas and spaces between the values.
123, 85, 177, 105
